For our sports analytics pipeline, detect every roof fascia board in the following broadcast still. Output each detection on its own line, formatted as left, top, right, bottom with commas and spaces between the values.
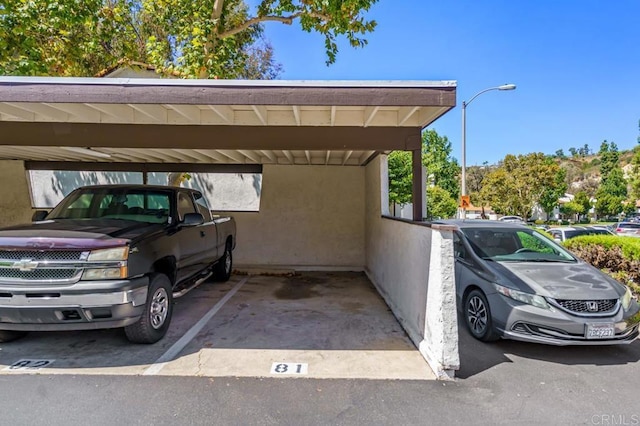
0, 122, 422, 151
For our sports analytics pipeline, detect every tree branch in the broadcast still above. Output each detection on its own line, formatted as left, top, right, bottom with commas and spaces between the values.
218, 12, 330, 39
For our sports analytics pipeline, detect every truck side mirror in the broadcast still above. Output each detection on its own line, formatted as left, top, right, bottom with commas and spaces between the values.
32, 210, 48, 221
181, 213, 204, 226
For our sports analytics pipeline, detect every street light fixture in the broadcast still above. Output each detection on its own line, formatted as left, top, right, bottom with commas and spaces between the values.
460, 83, 516, 218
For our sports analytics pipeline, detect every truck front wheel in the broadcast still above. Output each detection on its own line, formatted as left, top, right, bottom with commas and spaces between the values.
125, 274, 173, 344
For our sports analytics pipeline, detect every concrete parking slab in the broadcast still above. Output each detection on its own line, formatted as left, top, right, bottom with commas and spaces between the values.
0, 272, 433, 380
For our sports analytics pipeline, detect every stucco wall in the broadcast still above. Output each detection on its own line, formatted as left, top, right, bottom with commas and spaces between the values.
364, 156, 431, 341
230, 165, 365, 268
0, 161, 35, 227
364, 155, 458, 379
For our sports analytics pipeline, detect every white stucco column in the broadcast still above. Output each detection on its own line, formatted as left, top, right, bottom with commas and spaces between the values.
419, 223, 460, 379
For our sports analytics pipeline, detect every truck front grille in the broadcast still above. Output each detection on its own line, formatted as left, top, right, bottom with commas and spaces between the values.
0, 251, 85, 261
0, 268, 81, 282
0, 251, 86, 284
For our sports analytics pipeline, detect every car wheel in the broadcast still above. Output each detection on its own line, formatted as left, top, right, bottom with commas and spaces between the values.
213, 246, 232, 282
125, 274, 173, 344
0, 330, 27, 343
464, 289, 499, 342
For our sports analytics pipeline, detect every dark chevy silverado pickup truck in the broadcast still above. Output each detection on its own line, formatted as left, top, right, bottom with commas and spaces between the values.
0, 185, 235, 343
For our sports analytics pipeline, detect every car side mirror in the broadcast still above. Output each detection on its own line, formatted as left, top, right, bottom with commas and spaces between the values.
181, 212, 204, 226
32, 210, 48, 221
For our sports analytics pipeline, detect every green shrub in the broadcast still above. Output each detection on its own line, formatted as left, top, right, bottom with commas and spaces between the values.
564, 235, 640, 296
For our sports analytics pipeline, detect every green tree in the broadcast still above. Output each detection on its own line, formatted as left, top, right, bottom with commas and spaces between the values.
554, 149, 566, 159
480, 152, 565, 220
573, 191, 592, 220
560, 201, 584, 222
628, 145, 640, 201
388, 129, 460, 208
426, 186, 458, 219
538, 163, 567, 220
387, 151, 412, 205
422, 130, 460, 199
0, 0, 378, 78
595, 141, 627, 217
466, 162, 491, 217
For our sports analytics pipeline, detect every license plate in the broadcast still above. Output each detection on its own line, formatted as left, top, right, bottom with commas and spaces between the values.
585, 323, 615, 339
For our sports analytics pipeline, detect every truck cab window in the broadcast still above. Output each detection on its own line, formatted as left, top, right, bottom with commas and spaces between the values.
193, 192, 213, 222
177, 192, 196, 221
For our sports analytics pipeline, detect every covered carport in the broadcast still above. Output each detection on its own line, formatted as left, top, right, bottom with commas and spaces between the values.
0, 77, 459, 378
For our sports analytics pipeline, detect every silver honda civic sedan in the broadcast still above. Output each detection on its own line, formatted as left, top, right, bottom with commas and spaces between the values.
437, 220, 640, 345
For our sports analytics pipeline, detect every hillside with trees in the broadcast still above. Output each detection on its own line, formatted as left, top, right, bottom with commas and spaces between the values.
389, 121, 640, 221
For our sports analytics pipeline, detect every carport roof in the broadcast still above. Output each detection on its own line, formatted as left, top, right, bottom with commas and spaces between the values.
0, 77, 456, 167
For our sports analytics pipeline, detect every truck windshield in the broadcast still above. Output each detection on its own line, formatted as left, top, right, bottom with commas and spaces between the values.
47, 188, 171, 224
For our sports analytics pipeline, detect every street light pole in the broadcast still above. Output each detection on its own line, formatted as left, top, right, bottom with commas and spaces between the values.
460, 83, 516, 219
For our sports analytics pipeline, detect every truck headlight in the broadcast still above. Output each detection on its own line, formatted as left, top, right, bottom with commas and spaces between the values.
494, 283, 550, 309
621, 286, 634, 311
82, 267, 127, 280
87, 247, 129, 261
83, 246, 129, 280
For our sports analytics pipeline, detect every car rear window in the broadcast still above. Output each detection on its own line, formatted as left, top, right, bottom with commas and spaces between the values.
618, 223, 640, 229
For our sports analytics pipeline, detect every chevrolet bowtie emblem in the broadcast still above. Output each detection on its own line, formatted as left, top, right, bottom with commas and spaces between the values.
13, 259, 39, 272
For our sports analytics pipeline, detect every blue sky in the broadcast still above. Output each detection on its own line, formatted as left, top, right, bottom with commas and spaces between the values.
252, 0, 639, 165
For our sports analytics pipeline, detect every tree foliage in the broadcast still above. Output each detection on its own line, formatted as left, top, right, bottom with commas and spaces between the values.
466, 162, 491, 216
421, 130, 460, 199
387, 151, 412, 205
480, 153, 564, 220
628, 145, 640, 201
387, 129, 460, 208
538, 161, 567, 218
426, 186, 458, 220
573, 191, 592, 218
595, 141, 627, 217
0, 0, 378, 78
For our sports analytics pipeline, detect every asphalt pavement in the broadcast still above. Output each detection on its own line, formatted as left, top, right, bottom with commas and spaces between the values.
0, 272, 638, 425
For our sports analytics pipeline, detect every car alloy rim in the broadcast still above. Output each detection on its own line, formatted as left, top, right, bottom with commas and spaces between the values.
224, 251, 231, 273
467, 296, 488, 335
150, 287, 169, 329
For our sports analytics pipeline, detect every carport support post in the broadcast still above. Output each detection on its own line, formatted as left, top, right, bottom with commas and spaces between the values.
419, 224, 460, 379
412, 149, 425, 221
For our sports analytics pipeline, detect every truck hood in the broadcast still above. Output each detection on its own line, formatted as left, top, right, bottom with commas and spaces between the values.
0, 219, 164, 250
489, 261, 625, 300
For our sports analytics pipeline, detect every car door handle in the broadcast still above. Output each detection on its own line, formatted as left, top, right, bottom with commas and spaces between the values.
200, 231, 206, 238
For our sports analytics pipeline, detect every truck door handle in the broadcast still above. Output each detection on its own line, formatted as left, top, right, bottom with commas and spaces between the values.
200, 231, 206, 238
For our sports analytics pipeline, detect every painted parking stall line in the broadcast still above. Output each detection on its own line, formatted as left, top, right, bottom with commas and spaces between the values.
143, 276, 249, 376
4, 359, 55, 372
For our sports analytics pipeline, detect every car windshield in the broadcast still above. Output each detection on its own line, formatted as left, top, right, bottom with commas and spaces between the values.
47, 187, 171, 224
461, 226, 576, 263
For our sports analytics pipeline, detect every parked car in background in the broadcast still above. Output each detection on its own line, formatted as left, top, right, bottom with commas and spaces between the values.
548, 226, 615, 242
498, 215, 524, 224
436, 220, 639, 345
612, 222, 640, 237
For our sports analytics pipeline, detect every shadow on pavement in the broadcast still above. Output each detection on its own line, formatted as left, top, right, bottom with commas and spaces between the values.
457, 316, 640, 379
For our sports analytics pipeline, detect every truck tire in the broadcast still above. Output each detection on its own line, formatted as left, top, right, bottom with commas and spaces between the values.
213, 246, 232, 282
125, 274, 173, 344
0, 330, 27, 343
